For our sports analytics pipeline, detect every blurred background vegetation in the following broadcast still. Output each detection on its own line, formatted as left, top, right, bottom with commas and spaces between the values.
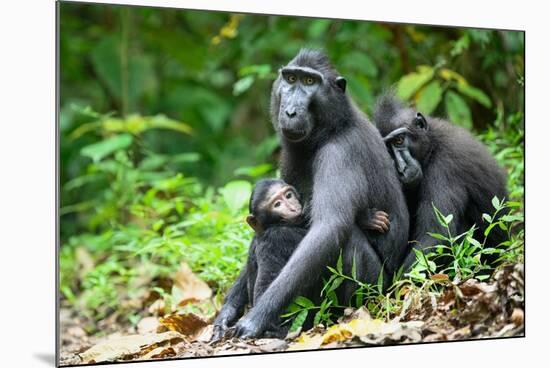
59, 2, 524, 329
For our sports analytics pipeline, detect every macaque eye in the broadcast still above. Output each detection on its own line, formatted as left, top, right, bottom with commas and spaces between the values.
304, 76, 315, 85
286, 191, 293, 199
274, 201, 282, 208
393, 136, 405, 146
286, 74, 297, 83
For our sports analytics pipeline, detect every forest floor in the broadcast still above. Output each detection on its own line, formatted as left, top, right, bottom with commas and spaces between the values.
59, 263, 524, 366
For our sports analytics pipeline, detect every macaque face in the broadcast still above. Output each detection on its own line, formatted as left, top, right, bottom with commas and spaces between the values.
246, 181, 304, 233
263, 183, 302, 223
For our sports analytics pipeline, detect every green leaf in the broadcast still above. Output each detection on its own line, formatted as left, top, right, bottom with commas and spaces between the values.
313, 310, 322, 326
432, 204, 447, 227
90, 36, 156, 111
171, 153, 201, 164
439, 69, 467, 84
491, 196, 501, 210
355, 291, 363, 308
468, 237, 482, 248
144, 115, 192, 135
351, 255, 357, 280
341, 51, 378, 78
82, 115, 192, 136
413, 248, 425, 261
444, 214, 454, 225
90, 36, 122, 98
482, 213, 492, 223
293, 296, 314, 308
283, 302, 301, 316
328, 277, 344, 293
427, 260, 437, 272
320, 275, 337, 296
505, 201, 522, 208
415, 80, 442, 115
445, 91, 472, 128
307, 19, 332, 38
376, 268, 384, 294
456, 83, 492, 108
81, 134, 133, 163
336, 253, 343, 274
239, 64, 272, 78
152, 219, 164, 232
193, 88, 232, 133
500, 214, 523, 222
289, 309, 308, 332
396, 66, 434, 100
327, 288, 339, 307
219, 180, 252, 214
233, 75, 255, 96
428, 232, 448, 241
233, 164, 274, 178
484, 222, 500, 237
450, 34, 470, 56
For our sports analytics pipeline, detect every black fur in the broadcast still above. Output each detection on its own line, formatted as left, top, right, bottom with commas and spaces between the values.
247, 225, 308, 337
374, 93, 508, 269
230, 49, 410, 338
212, 180, 307, 340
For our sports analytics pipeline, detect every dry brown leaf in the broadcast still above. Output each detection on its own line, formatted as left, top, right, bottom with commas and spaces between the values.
423, 333, 445, 342
496, 323, 518, 337
459, 279, 496, 297
430, 273, 450, 282
159, 313, 209, 339
67, 326, 87, 339
384, 321, 424, 342
173, 262, 212, 306
322, 324, 354, 344
79, 331, 183, 363
348, 306, 372, 321
139, 346, 176, 360
195, 324, 214, 342
287, 333, 324, 351
510, 308, 524, 326
318, 318, 386, 345
148, 299, 166, 315
256, 339, 288, 352
347, 319, 384, 337
136, 317, 160, 335
447, 326, 471, 340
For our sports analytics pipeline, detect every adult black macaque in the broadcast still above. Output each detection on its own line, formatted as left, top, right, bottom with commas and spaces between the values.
373, 94, 508, 270
224, 49, 409, 339
212, 178, 391, 340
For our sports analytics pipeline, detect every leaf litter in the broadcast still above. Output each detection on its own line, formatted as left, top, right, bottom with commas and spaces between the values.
60, 263, 524, 365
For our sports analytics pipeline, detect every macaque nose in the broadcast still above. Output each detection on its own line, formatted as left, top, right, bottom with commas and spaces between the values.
285, 108, 297, 118
289, 203, 301, 213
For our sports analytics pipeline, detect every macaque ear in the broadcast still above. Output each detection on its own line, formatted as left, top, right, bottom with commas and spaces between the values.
414, 112, 428, 130
335, 76, 347, 93
246, 215, 259, 231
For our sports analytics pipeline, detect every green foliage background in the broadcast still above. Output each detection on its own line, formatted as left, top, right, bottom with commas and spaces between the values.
59, 3, 524, 327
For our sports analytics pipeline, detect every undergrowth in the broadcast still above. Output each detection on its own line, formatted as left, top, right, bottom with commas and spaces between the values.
60, 108, 523, 331
283, 196, 524, 331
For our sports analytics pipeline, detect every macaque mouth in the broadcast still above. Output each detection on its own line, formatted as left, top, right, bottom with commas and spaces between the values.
284, 213, 304, 225
282, 128, 307, 142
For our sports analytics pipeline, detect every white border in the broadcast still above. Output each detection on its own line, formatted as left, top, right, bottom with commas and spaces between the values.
1, 1, 546, 367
